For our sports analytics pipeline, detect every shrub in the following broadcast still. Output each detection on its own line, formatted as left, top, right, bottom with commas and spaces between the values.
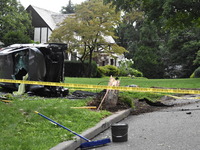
129, 69, 143, 77
64, 61, 97, 77
3, 31, 31, 46
118, 58, 143, 77
118, 58, 134, 76
119, 68, 143, 77
190, 72, 195, 78
84, 61, 98, 77
104, 65, 120, 76
96, 66, 108, 77
194, 67, 200, 78
119, 69, 128, 76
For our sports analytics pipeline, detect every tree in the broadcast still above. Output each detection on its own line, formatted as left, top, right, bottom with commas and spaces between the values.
194, 50, 200, 66
114, 9, 166, 78
165, 28, 200, 77
103, 0, 141, 12
50, 0, 127, 77
61, 0, 75, 14
2, 31, 32, 46
115, 10, 144, 59
134, 21, 166, 78
104, 0, 200, 28
105, 0, 200, 78
0, 0, 32, 46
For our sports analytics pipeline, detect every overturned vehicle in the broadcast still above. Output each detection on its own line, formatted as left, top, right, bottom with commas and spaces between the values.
0, 43, 69, 97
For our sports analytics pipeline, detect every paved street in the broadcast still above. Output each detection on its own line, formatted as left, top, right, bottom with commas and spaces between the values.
92, 95, 200, 150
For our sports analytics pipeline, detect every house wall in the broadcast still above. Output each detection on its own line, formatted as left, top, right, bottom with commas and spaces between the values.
34, 27, 52, 43
94, 53, 124, 67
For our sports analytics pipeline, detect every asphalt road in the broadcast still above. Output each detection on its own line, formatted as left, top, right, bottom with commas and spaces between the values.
92, 95, 200, 150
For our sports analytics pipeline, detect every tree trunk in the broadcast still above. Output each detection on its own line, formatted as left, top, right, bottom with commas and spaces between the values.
88, 49, 93, 77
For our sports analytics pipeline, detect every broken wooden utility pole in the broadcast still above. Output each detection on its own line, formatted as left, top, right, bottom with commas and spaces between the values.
97, 76, 120, 110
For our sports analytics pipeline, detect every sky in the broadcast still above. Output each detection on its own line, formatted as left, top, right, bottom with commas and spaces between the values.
18, 0, 86, 13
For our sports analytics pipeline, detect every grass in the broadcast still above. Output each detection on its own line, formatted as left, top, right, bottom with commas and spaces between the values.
120, 77, 200, 88
0, 95, 110, 150
65, 77, 200, 89
1, 77, 199, 149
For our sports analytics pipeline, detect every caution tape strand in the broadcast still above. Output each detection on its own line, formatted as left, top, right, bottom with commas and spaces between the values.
0, 79, 199, 94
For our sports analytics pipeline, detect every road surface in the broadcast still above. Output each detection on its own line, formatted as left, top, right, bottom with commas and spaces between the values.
92, 94, 200, 150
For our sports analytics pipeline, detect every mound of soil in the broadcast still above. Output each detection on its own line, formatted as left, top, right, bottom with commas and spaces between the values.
88, 89, 174, 113
88, 90, 130, 112
131, 100, 164, 115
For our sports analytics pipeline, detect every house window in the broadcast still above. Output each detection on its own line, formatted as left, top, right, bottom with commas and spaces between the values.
41, 28, 47, 43
102, 61, 105, 66
110, 59, 114, 65
34, 27, 51, 43
34, 28, 40, 43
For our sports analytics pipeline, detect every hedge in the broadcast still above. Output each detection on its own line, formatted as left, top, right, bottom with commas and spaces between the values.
64, 61, 97, 77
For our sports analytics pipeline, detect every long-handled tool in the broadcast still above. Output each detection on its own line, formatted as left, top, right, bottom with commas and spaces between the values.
34, 111, 111, 149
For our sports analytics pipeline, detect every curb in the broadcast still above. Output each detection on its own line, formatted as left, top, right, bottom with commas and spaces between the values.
50, 108, 133, 150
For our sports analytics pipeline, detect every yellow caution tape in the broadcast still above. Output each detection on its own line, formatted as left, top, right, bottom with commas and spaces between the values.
167, 95, 200, 100
70, 106, 97, 109
1, 100, 12, 103
0, 78, 200, 94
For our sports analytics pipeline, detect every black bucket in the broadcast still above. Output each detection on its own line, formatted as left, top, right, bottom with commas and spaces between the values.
111, 123, 128, 142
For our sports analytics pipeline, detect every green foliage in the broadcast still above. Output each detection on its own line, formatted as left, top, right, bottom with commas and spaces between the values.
194, 67, 200, 78
164, 28, 200, 78
190, 72, 195, 78
134, 45, 164, 79
0, 95, 110, 149
96, 66, 108, 77
64, 61, 97, 77
129, 68, 143, 77
105, 0, 200, 28
194, 50, 200, 65
105, 0, 200, 78
51, 0, 127, 77
118, 58, 133, 75
3, 31, 31, 46
96, 65, 120, 77
119, 92, 164, 103
118, 94, 134, 108
0, 0, 32, 46
132, 21, 165, 78
118, 91, 165, 109
161, 0, 200, 29
118, 58, 143, 77
65, 61, 83, 77
103, 65, 120, 76
104, 0, 141, 12
61, 0, 75, 14
84, 61, 98, 77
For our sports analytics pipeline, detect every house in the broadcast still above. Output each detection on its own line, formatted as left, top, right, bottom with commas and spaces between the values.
26, 5, 124, 67
26, 5, 70, 43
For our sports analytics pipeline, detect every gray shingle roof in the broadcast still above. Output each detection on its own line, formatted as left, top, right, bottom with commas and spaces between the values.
30, 5, 71, 30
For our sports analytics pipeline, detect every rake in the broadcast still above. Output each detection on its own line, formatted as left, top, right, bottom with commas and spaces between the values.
34, 111, 111, 149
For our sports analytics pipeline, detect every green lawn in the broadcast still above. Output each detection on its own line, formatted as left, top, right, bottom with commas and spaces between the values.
0, 96, 110, 150
65, 77, 200, 89
0, 77, 199, 150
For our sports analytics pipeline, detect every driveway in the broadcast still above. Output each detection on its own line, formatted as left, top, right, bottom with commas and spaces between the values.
92, 94, 200, 150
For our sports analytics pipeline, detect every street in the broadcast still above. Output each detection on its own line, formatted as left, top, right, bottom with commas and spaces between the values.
92, 95, 200, 150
